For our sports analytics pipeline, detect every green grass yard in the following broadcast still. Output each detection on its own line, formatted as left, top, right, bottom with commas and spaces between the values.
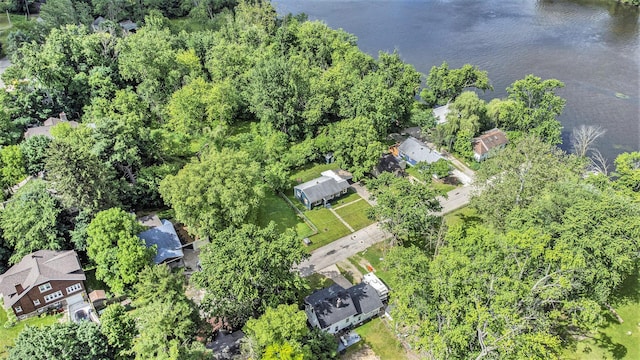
304, 207, 350, 251
563, 274, 640, 360
444, 206, 480, 227
347, 242, 394, 289
349, 318, 408, 360
335, 199, 374, 231
257, 191, 314, 238
0, 308, 61, 358
290, 162, 340, 184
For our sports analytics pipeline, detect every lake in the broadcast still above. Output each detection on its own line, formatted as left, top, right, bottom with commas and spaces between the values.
273, 0, 640, 162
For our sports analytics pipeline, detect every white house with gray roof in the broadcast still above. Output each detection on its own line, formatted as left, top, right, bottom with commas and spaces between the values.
294, 170, 351, 210
138, 219, 184, 267
304, 282, 384, 334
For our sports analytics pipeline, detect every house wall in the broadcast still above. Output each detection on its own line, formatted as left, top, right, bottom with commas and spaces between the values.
323, 317, 354, 334
11, 280, 86, 317
304, 305, 319, 328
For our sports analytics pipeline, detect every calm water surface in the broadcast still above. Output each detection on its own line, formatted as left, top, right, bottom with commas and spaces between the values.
273, 0, 640, 161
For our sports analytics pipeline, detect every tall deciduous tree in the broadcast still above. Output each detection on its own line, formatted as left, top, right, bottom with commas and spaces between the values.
367, 173, 442, 247
159, 150, 264, 238
19, 135, 51, 176
192, 223, 308, 327
86, 208, 154, 294
0, 180, 64, 263
420, 62, 492, 107
130, 265, 202, 359
0, 144, 27, 190
99, 303, 138, 359
471, 136, 582, 229
613, 151, 640, 196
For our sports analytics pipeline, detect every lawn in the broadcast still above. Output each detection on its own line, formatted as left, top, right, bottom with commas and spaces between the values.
0, 13, 30, 53
347, 242, 394, 289
290, 162, 340, 184
305, 207, 350, 251
335, 199, 374, 231
563, 274, 640, 360
444, 206, 480, 227
0, 308, 61, 358
405, 166, 457, 193
256, 191, 314, 238
350, 318, 408, 360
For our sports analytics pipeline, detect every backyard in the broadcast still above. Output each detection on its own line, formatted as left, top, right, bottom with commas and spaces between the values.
342, 318, 408, 360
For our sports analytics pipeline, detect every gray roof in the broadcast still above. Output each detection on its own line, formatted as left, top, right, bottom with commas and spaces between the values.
0, 250, 85, 308
305, 284, 358, 329
398, 137, 444, 164
294, 176, 350, 204
24, 119, 79, 139
433, 104, 450, 124
138, 220, 184, 264
119, 20, 138, 31
347, 283, 384, 315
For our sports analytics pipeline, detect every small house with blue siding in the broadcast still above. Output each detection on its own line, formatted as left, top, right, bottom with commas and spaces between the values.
397, 137, 444, 166
294, 170, 351, 210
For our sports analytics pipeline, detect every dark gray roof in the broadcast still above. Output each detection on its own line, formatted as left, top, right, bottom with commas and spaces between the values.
0, 250, 85, 308
305, 284, 358, 329
119, 20, 138, 31
294, 176, 350, 204
398, 137, 444, 164
347, 283, 384, 315
138, 220, 184, 264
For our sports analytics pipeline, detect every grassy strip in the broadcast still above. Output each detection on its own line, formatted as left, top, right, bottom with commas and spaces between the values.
256, 191, 314, 238
305, 207, 350, 251
443, 206, 480, 227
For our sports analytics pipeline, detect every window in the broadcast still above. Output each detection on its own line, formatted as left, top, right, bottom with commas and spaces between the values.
66, 283, 82, 294
14, 306, 22, 313
44, 290, 63, 303
38, 283, 52, 293
33, 299, 40, 306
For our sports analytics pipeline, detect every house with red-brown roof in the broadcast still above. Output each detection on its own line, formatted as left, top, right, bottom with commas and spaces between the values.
472, 128, 509, 161
0, 250, 87, 319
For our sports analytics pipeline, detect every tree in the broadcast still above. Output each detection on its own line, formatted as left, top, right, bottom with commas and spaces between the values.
471, 136, 583, 229
488, 75, 565, 145
86, 208, 155, 294
130, 266, 202, 359
0, 145, 27, 190
420, 62, 492, 107
19, 135, 51, 176
45, 137, 121, 213
613, 151, 640, 195
367, 173, 442, 247
243, 304, 309, 357
8, 321, 114, 360
570, 124, 606, 158
159, 150, 265, 238
192, 223, 308, 327
415, 158, 451, 179
0, 180, 64, 264
325, 117, 385, 180
99, 304, 137, 359
38, 0, 78, 30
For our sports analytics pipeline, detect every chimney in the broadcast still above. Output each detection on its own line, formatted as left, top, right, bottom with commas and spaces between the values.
336, 297, 343, 308
59, 112, 67, 121
14, 283, 24, 294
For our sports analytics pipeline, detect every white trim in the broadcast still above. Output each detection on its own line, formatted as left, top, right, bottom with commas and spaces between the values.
44, 290, 63, 303
38, 283, 52, 293
33, 299, 41, 306
14, 306, 22, 313
66, 283, 82, 295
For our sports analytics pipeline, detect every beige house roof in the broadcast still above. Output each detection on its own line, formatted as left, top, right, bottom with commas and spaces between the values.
0, 250, 85, 308
24, 113, 79, 139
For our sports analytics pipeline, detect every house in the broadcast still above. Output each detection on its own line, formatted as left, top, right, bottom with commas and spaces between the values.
23, 112, 79, 139
0, 250, 87, 319
472, 128, 509, 161
119, 20, 138, 34
293, 169, 352, 210
138, 219, 185, 267
397, 136, 444, 166
304, 282, 384, 334
433, 104, 450, 124
372, 153, 403, 178
91, 16, 106, 31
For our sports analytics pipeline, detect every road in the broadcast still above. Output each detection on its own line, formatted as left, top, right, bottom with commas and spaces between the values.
297, 183, 474, 277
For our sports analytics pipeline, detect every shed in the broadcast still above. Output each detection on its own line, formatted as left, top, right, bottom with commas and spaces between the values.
433, 104, 451, 124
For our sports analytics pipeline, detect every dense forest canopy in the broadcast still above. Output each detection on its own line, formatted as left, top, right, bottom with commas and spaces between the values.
0, 1, 638, 359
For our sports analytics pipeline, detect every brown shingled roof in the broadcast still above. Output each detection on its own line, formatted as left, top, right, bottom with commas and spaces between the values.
473, 128, 509, 156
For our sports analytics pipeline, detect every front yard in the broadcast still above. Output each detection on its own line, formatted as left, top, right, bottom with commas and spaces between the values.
0, 308, 61, 358
342, 317, 408, 360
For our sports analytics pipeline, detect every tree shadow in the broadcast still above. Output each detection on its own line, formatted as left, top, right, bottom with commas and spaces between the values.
592, 332, 628, 359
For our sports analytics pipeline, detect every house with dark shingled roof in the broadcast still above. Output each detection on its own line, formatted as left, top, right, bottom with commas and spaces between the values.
0, 250, 86, 319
